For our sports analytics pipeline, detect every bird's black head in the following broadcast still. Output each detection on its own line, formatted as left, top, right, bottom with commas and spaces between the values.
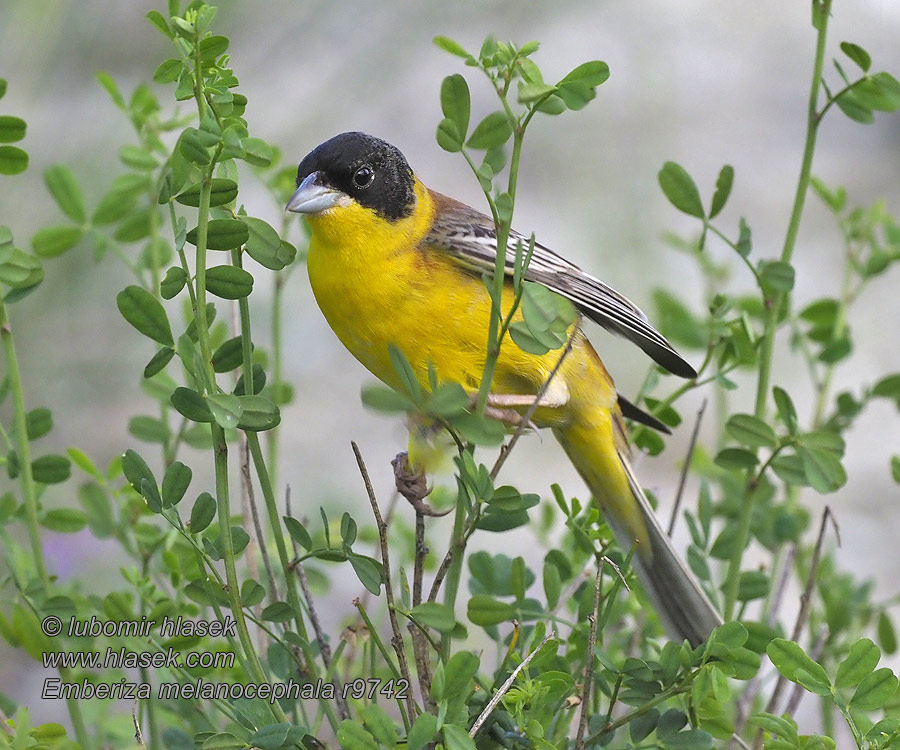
291, 132, 415, 221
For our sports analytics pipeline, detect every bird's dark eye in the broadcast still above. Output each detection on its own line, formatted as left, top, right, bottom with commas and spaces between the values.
352, 165, 375, 190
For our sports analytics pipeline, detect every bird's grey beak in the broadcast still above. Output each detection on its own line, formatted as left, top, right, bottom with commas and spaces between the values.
285, 171, 342, 214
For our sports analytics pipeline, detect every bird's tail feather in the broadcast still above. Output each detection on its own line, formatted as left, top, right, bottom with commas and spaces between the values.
608, 447, 723, 646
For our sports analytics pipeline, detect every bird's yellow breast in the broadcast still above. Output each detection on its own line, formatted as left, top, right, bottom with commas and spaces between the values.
304, 178, 615, 427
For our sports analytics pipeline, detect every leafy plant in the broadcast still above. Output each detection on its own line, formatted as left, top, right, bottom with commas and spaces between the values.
1, 1, 900, 749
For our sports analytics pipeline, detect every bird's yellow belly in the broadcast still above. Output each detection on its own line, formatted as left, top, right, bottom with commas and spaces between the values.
307, 242, 583, 421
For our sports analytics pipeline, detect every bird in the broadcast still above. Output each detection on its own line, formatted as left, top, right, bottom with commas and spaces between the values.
286, 131, 722, 646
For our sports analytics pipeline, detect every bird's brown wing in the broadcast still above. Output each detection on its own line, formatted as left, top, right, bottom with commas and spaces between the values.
425, 191, 697, 379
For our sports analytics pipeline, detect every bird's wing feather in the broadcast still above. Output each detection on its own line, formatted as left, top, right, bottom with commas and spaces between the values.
426, 191, 697, 378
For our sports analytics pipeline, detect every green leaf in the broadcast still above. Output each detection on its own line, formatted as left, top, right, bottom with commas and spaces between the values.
95, 71, 124, 108
559, 60, 610, 88
44, 164, 86, 224
160, 266, 187, 300
442, 724, 475, 750
433, 35, 475, 63
736, 570, 770, 602
410, 602, 456, 632
25, 407, 53, 440
176, 178, 238, 208
261, 601, 295, 623
153, 58, 185, 83
388, 344, 422, 402
0, 116, 26, 144
736, 217, 752, 256
436, 118, 463, 153
199, 34, 229, 61
771, 454, 808, 486
836, 90, 874, 124
658, 162, 705, 219
466, 111, 512, 150
835, 638, 880, 689
407, 713, 437, 750
349, 554, 383, 595
244, 217, 293, 270
725, 413, 777, 449
441, 74, 470, 139
128, 415, 169, 443
31, 226, 83, 258
0, 146, 28, 175
206, 393, 243, 429
117, 285, 174, 346
119, 145, 158, 170
517, 81, 557, 104
179, 128, 210, 164
467, 594, 516, 626
189, 492, 216, 533
873, 374, 900, 400
0, 246, 43, 289
240, 137, 273, 168
878, 612, 898, 654
212, 336, 248, 373
427, 382, 469, 417
773, 386, 798, 433
709, 165, 734, 219
854, 73, 900, 113
161, 461, 192, 507
171, 387, 213, 423
31, 455, 71, 485
840, 42, 871, 72
360, 384, 414, 413
337, 721, 377, 750
42, 508, 87, 533
78, 481, 114, 537
714, 447, 759, 470
186, 218, 249, 251
850, 667, 898, 710
236, 395, 280, 432
749, 713, 797, 743
283, 516, 312, 551
452, 411, 506, 445
797, 444, 846, 493
651, 289, 707, 349
121, 449, 162, 512
241, 579, 266, 608
759, 260, 796, 294
205, 265, 253, 299
766, 638, 831, 696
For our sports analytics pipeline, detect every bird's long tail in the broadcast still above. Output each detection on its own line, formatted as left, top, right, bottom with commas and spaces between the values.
554, 406, 722, 647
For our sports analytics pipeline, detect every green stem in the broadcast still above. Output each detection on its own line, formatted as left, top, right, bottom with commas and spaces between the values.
193, 175, 277, 714
753, 0, 832, 419
475, 127, 525, 414
267, 272, 285, 487
0, 300, 48, 587
723, 0, 833, 621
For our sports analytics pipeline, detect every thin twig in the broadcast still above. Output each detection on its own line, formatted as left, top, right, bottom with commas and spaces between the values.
351, 441, 418, 721
667, 398, 707, 537
769, 545, 798, 629
241, 436, 279, 601
490, 331, 575, 481
756, 507, 836, 748
574, 560, 605, 750
286, 488, 350, 721
132, 700, 144, 746
469, 629, 556, 737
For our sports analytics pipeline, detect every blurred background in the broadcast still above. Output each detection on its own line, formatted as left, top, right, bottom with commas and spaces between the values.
1, 0, 899, 728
